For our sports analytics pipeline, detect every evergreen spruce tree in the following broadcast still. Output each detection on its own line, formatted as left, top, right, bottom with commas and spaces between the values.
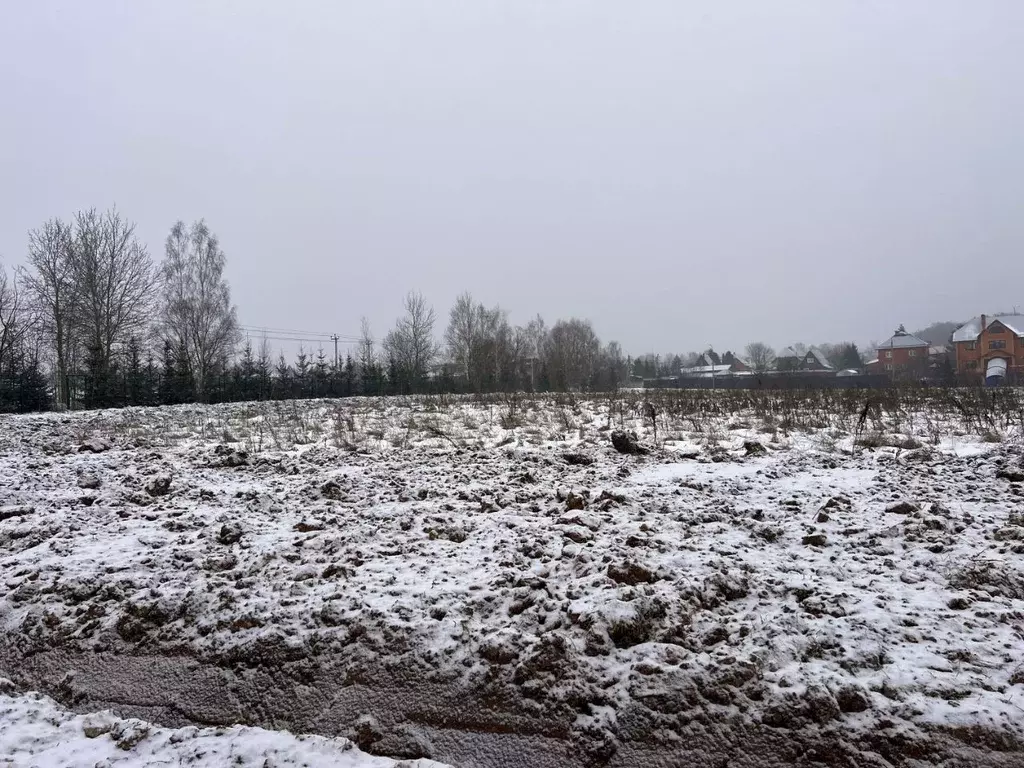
16, 352, 50, 413
159, 340, 177, 405
313, 347, 329, 398
294, 348, 310, 399
238, 341, 257, 401
274, 354, 292, 399
342, 354, 356, 397
839, 343, 863, 370
124, 337, 144, 406
256, 345, 272, 401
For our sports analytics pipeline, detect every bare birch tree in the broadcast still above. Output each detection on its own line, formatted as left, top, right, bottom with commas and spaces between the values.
160, 219, 239, 401
72, 208, 157, 381
21, 218, 77, 406
384, 291, 438, 390
445, 292, 478, 380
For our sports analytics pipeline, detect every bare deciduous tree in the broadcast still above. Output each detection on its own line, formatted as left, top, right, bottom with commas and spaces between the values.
357, 317, 378, 394
21, 218, 77, 406
445, 292, 478, 380
73, 208, 157, 380
0, 264, 31, 374
744, 342, 775, 373
160, 219, 239, 401
543, 318, 600, 391
444, 293, 516, 392
518, 314, 547, 391
384, 291, 438, 391
599, 340, 627, 391
469, 305, 504, 391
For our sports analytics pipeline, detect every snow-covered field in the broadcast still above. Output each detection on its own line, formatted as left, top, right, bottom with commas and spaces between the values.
1, 392, 1023, 766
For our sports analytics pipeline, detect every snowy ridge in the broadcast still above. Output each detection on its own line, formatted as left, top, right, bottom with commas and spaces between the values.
0, 683, 448, 767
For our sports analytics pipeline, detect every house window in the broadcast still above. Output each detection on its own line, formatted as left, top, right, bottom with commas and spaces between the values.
965, 342, 976, 350
884, 364, 892, 371
908, 349, 917, 357
990, 340, 1007, 350
967, 361, 978, 369
885, 351, 893, 359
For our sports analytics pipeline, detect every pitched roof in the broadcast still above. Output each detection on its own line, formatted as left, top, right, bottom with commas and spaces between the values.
806, 347, 834, 369
877, 331, 929, 349
776, 346, 800, 358
952, 315, 1024, 343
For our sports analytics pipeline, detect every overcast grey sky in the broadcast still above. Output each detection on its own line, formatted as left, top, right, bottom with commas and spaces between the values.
2, 1, 1022, 357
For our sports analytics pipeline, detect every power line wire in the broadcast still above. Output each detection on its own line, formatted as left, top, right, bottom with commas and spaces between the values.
239, 324, 360, 341
235, 336, 358, 345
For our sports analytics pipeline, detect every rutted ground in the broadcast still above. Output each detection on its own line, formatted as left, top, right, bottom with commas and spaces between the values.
0, 681, 448, 768
1, 397, 1023, 766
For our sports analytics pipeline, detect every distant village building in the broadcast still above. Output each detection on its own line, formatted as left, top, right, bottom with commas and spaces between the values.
951, 314, 1024, 384
864, 326, 953, 380
679, 353, 751, 379
774, 346, 834, 373
866, 327, 930, 377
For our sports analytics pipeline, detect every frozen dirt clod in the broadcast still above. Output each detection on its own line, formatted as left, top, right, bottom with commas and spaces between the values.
76, 472, 102, 490
564, 491, 586, 511
144, 475, 172, 497
212, 443, 249, 467
81, 709, 118, 738
744, 440, 768, 457
606, 560, 658, 585
0, 505, 34, 522
78, 436, 113, 454
216, 521, 244, 545
610, 430, 646, 455
885, 500, 921, 515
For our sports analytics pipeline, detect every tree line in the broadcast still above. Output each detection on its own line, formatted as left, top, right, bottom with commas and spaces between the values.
2, 206, 892, 414
1, 208, 639, 413
1, 210, 239, 412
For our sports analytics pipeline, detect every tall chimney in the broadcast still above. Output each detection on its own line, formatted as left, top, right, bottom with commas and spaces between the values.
981, 314, 987, 333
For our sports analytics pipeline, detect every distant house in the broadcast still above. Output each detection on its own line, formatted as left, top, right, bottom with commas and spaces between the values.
802, 347, 834, 372
866, 327, 930, 378
680, 354, 752, 379
951, 314, 1024, 384
774, 347, 802, 371
774, 346, 833, 373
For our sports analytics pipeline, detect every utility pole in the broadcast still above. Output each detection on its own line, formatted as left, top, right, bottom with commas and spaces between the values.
331, 334, 339, 369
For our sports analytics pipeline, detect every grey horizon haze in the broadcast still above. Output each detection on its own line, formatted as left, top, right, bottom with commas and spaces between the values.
2, 0, 1022, 359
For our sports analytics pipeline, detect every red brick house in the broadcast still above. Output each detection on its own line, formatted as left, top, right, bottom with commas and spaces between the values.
867, 327, 930, 377
952, 314, 1024, 383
